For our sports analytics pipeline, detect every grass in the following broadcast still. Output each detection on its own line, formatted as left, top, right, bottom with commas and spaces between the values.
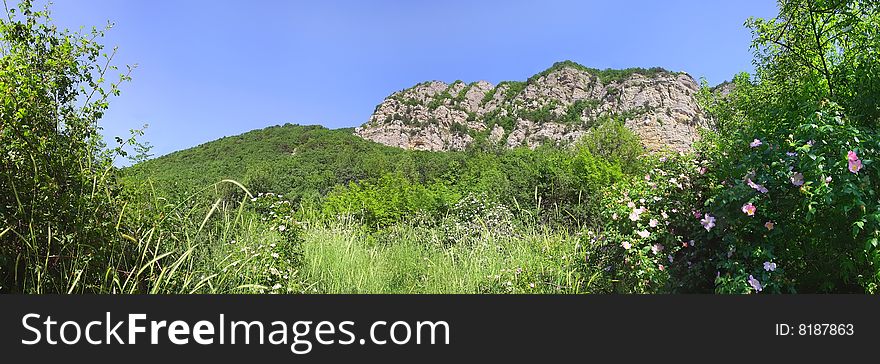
298, 219, 597, 294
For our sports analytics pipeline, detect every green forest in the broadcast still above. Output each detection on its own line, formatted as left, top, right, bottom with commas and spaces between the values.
2, 0, 879, 294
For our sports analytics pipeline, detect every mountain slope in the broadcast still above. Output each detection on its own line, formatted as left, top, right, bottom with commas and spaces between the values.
356, 60, 707, 152
123, 124, 447, 201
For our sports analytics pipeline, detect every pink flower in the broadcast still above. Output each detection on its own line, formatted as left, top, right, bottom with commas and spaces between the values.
748, 275, 763, 292
849, 159, 863, 174
700, 214, 716, 232
741, 203, 756, 216
790, 172, 804, 186
750, 139, 762, 148
699, 166, 707, 175
658, 264, 665, 271
693, 210, 702, 219
847, 151, 863, 174
764, 221, 774, 230
747, 178, 768, 193
763, 261, 777, 272
621, 241, 632, 250
649, 219, 659, 228
825, 176, 832, 183
638, 230, 651, 239
847, 150, 859, 161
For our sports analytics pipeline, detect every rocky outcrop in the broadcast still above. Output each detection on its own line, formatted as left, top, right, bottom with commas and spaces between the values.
355, 61, 708, 152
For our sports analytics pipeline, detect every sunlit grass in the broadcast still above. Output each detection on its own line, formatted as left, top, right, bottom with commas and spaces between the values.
298, 220, 597, 294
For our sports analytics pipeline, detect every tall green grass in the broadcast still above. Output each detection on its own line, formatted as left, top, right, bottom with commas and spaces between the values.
298, 220, 601, 294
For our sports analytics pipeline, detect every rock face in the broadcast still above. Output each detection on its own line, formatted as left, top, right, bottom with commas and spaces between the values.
355, 61, 707, 152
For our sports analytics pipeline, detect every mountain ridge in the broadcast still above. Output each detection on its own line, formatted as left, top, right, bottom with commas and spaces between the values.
355, 60, 707, 152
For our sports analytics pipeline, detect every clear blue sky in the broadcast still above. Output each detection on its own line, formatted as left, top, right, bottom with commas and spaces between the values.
48, 0, 778, 160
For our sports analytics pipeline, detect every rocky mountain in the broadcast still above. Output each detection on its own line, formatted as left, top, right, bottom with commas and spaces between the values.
355, 61, 708, 152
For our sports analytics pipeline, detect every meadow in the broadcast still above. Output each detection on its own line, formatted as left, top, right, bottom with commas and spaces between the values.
2, 0, 879, 294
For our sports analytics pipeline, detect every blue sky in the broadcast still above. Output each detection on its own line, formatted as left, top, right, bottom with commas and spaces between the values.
48, 0, 778, 161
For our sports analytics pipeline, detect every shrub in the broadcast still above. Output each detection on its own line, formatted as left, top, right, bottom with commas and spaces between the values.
589, 153, 707, 293
322, 173, 459, 229
695, 102, 879, 293
0, 1, 135, 292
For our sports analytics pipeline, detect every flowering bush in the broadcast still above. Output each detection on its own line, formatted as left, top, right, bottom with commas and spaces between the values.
697, 102, 879, 293
247, 193, 304, 283
589, 152, 708, 293
251, 192, 304, 243
440, 192, 515, 245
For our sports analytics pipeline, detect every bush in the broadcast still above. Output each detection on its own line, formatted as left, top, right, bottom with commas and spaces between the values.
589, 152, 707, 293
696, 102, 879, 293
0, 1, 134, 292
322, 173, 459, 229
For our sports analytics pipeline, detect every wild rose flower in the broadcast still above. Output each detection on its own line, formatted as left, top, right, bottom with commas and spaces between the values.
747, 178, 768, 193
645, 174, 651, 181
849, 158, 863, 174
848, 150, 859, 161
741, 203, 756, 216
627, 201, 636, 208
638, 230, 651, 239
658, 264, 665, 271
848, 151, 863, 173
750, 139, 762, 148
651, 243, 664, 255
790, 172, 804, 186
693, 210, 702, 219
825, 176, 832, 183
763, 261, 777, 272
699, 166, 707, 175
700, 214, 716, 232
748, 275, 763, 292
849, 159, 862, 173
661, 211, 669, 219
764, 221, 774, 230
629, 207, 644, 221
649, 219, 659, 228
621, 241, 632, 250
